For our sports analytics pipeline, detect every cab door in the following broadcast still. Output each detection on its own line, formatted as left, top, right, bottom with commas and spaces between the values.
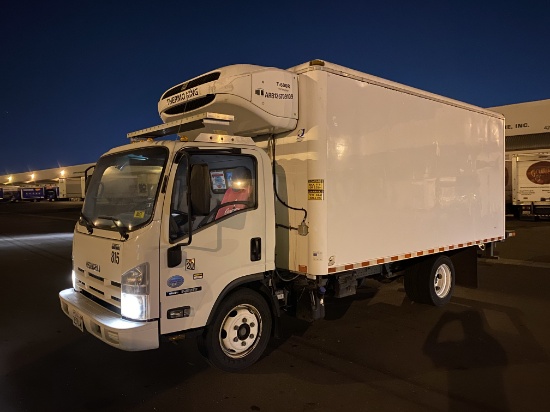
159, 147, 268, 335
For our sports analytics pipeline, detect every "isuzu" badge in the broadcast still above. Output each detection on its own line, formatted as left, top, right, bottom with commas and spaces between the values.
86, 261, 101, 272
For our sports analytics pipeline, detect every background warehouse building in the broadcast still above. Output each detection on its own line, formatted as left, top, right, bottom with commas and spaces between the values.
0, 163, 95, 201
488, 99, 550, 154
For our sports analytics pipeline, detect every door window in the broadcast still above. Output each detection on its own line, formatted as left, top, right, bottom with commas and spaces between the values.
169, 153, 257, 241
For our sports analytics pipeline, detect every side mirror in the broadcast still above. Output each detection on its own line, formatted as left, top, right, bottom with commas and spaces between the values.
190, 164, 211, 216
167, 245, 182, 268
84, 165, 95, 194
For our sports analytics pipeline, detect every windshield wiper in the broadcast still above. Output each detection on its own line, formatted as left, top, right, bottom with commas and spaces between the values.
80, 212, 94, 234
97, 216, 129, 240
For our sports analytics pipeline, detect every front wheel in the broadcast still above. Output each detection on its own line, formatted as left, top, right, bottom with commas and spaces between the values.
198, 288, 272, 372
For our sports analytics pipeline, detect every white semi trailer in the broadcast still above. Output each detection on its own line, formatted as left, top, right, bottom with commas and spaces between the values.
510, 153, 550, 218
489, 99, 550, 219
59, 60, 506, 371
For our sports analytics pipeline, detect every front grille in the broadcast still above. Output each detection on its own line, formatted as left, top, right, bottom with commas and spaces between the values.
163, 94, 216, 115
89, 273, 103, 282
89, 286, 104, 295
76, 266, 121, 309
162, 72, 221, 99
81, 290, 121, 315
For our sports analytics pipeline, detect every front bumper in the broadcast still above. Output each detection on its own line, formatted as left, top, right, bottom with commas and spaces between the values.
59, 288, 159, 351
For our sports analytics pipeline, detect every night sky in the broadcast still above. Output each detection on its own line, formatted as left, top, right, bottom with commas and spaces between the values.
2, 0, 549, 174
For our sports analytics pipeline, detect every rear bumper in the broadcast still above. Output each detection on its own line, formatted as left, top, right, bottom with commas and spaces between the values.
59, 288, 159, 351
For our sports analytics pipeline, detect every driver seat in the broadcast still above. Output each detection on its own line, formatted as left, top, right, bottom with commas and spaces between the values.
215, 167, 252, 219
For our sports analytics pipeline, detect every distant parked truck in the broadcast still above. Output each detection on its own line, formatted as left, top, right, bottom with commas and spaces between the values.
20, 187, 45, 201
487, 99, 550, 217
45, 177, 85, 201
511, 153, 550, 219
0, 186, 21, 202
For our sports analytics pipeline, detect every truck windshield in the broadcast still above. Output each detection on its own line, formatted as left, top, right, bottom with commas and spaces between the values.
81, 146, 168, 233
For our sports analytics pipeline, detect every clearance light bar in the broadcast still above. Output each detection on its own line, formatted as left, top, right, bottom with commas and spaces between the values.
127, 112, 234, 141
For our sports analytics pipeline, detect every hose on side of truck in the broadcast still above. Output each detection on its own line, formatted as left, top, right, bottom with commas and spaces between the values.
268, 135, 308, 233
275, 268, 300, 282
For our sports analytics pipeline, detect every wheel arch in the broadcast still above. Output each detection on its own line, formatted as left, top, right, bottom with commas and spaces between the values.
205, 272, 280, 328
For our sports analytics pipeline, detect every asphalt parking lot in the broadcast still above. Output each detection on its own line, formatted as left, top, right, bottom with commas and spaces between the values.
1, 201, 549, 412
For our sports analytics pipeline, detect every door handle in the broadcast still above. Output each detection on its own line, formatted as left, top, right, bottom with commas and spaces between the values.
250, 237, 261, 261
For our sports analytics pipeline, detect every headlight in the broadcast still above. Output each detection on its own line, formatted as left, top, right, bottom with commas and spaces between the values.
121, 294, 149, 320
72, 258, 82, 291
121, 263, 150, 321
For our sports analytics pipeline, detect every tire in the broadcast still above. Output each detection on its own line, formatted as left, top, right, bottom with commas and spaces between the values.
404, 255, 455, 307
198, 288, 272, 372
423, 255, 455, 306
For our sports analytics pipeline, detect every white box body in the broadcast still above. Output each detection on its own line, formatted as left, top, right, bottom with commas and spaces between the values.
272, 62, 505, 275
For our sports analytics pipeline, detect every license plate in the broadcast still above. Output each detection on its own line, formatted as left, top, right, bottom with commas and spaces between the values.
72, 309, 84, 332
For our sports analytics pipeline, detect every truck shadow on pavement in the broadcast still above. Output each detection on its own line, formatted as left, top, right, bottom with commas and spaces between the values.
422, 309, 509, 412
261, 282, 548, 411
2, 336, 209, 412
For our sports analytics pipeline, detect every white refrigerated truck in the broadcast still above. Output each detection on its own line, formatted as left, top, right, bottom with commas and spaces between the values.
59, 59, 506, 371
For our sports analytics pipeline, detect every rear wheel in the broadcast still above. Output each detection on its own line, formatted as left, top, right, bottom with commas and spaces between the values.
428, 256, 454, 306
198, 288, 272, 371
404, 255, 455, 306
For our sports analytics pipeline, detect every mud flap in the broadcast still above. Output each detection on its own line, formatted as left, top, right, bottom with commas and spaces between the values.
296, 289, 325, 322
449, 246, 478, 289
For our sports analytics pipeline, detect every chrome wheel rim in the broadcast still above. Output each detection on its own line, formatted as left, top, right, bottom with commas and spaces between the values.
434, 264, 452, 298
219, 304, 262, 358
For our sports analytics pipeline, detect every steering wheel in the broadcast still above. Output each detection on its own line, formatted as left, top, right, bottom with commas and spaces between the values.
198, 201, 252, 228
